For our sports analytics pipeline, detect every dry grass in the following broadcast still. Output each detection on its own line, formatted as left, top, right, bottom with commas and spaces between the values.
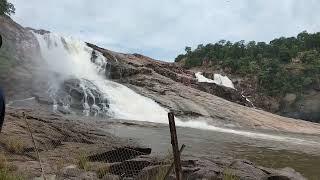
0, 152, 23, 180
96, 165, 111, 179
4, 138, 25, 154
0, 153, 8, 170
152, 149, 173, 180
223, 168, 239, 180
153, 165, 171, 180
77, 152, 90, 171
0, 169, 24, 180
56, 158, 67, 172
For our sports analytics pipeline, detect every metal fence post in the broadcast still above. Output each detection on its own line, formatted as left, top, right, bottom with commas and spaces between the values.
168, 112, 182, 180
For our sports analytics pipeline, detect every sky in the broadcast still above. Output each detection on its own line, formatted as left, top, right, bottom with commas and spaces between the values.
10, 0, 320, 61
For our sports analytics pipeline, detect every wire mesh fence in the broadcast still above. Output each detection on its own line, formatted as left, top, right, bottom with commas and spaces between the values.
0, 108, 178, 180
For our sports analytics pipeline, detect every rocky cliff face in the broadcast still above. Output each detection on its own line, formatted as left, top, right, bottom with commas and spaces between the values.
0, 16, 43, 100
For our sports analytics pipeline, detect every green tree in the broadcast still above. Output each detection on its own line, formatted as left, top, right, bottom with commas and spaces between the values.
278, 46, 291, 63
185, 46, 192, 54
0, 0, 15, 16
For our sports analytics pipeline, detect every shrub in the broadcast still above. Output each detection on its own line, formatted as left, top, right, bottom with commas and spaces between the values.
0, 0, 15, 16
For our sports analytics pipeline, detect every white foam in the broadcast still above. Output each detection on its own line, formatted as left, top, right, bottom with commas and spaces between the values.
195, 72, 235, 89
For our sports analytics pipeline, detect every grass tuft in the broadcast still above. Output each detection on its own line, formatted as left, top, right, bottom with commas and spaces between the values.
223, 168, 239, 180
5, 138, 25, 154
0, 169, 24, 180
0, 153, 8, 170
96, 165, 111, 179
77, 152, 90, 171
0, 152, 23, 180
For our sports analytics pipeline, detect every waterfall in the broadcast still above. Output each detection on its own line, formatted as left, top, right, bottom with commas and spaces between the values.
34, 32, 168, 123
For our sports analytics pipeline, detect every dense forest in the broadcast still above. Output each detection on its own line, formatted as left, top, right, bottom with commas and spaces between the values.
175, 31, 320, 97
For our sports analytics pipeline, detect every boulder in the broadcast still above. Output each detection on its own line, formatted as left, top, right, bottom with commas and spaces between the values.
106, 62, 151, 79
63, 78, 109, 113
280, 90, 320, 122
197, 82, 251, 107
283, 93, 297, 105
260, 167, 307, 180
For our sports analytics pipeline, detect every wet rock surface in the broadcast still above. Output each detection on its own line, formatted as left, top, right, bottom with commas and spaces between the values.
63, 78, 109, 110
32, 78, 110, 116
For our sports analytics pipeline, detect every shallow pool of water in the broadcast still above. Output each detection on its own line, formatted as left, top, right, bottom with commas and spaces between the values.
104, 123, 320, 179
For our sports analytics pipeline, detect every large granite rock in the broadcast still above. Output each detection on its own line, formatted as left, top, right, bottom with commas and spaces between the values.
0, 16, 43, 100
63, 78, 109, 110
280, 90, 320, 122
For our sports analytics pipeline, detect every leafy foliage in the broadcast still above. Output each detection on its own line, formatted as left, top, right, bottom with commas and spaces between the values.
176, 31, 320, 96
0, 0, 15, 16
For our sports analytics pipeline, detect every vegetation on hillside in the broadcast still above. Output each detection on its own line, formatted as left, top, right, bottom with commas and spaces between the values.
0, 0, 15, 16
175, 31, 320, 96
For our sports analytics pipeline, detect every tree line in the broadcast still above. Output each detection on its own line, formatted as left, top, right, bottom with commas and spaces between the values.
175, 31, 320, 96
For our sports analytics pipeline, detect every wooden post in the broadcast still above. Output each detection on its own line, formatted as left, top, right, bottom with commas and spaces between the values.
168, 112, 182, 180
164, 144, 186, 180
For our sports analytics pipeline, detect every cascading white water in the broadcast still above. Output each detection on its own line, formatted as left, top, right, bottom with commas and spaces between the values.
34, 32, 168, 123
195, 72, 255, 107
195, 72, 235, 89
